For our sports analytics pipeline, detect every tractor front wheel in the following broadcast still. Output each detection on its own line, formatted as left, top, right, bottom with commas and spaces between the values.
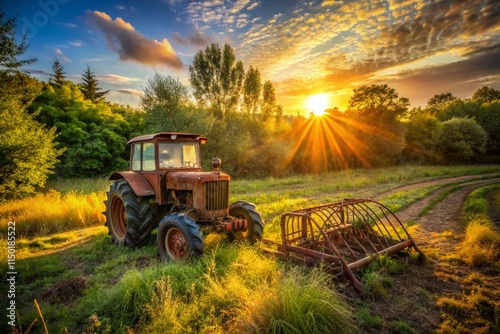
229, 201, 264, 244
104, 179, 154, 247
157, 213, 204, 261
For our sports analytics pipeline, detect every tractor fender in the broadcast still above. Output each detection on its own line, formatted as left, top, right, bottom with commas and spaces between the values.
108, 171, 155, 197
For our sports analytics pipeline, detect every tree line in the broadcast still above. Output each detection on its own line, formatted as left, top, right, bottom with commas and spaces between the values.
1, 10, 499, 202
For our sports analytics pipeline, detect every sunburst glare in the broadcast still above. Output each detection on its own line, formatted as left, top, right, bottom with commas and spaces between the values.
306, 94, 329, 116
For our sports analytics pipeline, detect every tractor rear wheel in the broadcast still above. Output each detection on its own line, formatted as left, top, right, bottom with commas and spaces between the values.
157, 213, 204, 261
229, 200, 264, 244
104, 179, 154, 247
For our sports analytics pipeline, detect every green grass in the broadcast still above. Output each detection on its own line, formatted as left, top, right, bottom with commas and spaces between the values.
2, 165, 500, 333
464, 184, 500, 217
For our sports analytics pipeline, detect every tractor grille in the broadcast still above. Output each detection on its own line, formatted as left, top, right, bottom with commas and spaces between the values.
205, 180, 229, 210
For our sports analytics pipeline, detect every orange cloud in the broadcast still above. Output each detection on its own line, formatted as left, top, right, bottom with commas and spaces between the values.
87, 10, 183, 69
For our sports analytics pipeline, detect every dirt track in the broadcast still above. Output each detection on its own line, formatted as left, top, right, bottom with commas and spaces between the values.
362, 174, 500, 333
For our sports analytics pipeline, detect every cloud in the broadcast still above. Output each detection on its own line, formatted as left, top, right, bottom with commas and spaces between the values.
54, 48, 71, 62
114, 88, 144, 97
116, 4, 125, 10
87, 10, 183, 69
172, 31, 212, 46
22, 68, 51, 77
184, 0, 260, 31
58, 22, 77, 28
232, 0, 499, 111
69, 40, 83, 46
98, 74, 143, 84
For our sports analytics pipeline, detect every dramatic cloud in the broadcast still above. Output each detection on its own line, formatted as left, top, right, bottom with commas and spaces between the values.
233, 0, 500, 109
172, 31, 212, 46
87, 10, 183, 69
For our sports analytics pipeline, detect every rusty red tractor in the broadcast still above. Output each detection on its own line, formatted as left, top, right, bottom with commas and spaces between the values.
103, 132, 264, 261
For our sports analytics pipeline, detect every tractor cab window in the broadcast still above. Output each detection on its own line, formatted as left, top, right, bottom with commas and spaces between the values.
131, 143, 141, 171
131, 142, 155, 171
142, 143, 155, 171
158, 142, 199, 168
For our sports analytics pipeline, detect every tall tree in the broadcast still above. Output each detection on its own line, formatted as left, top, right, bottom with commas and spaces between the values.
141, 73, 191, 132
80, 64, 109, 103
49, 58, 65, 87
261, 80, 277, 122
189, 43, 244, 119
346, 84, 409, 166
243, 65, 261, 118
471, 86, 500, 103
0, 10, 36, 71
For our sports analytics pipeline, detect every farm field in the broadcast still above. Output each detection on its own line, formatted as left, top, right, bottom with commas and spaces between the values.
1, 165, 500, 333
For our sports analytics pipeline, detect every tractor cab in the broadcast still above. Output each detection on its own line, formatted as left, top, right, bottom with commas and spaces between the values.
128, 132, 207, 172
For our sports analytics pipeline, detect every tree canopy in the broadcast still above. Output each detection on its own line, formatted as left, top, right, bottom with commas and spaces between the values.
189, 43, 244, 119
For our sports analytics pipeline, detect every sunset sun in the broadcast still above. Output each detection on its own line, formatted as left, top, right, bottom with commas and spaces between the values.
307, 94, 329, 116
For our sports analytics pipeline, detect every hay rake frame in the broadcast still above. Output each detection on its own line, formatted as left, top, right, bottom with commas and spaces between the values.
263, 198, 422, 293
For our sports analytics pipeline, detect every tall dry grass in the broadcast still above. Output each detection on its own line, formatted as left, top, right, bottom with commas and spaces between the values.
0, 189, 105, 238
458, 216, 500, 267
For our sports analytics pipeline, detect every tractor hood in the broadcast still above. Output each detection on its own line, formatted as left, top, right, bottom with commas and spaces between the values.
165, 170, 230, 190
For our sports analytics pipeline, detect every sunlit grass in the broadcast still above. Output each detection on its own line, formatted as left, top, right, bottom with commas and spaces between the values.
457, 186, 500, 267
0, 189, 105, 238
458, 216, 500, 267
3, 165, 500, 333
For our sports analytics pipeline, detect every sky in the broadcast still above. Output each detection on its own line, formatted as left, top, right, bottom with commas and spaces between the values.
3, 0, 500, 114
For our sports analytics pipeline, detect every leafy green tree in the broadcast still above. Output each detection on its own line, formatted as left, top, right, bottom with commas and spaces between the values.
80, 64, 109, 103
471, 86, 500, 103
141, 73, 193, 132
243, 65, 261, 118
437, 117, 487, 162
0, 97, 62, 202
403, 108, 443, 163
189, 43, 244, 119
346, 84, 409, 166
30, 81, 137, 177
475, 101, 500, 159
49, 58, 65, 87
0, 9, 36, 71
261, 80, 278, 122
347, 84, 409, 120
426, 92, 457, 113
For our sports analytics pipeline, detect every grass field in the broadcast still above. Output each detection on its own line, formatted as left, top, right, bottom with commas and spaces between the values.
1, 165, 499, 333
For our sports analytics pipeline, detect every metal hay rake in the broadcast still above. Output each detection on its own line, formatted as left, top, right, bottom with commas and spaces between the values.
263, 198, 422, 293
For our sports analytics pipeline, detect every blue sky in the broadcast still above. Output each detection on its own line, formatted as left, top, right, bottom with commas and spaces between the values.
3, 0, 500, 113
